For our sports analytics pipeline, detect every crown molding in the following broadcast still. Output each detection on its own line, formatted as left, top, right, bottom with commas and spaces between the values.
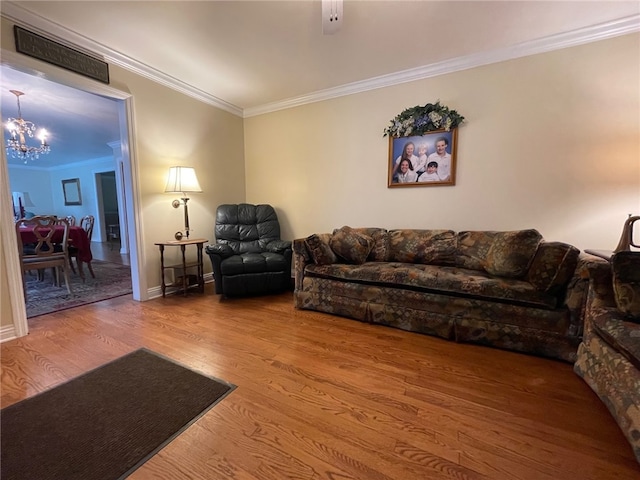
0, 2, 243, 117
2, 2, 637, 120
243, 14, 640, 118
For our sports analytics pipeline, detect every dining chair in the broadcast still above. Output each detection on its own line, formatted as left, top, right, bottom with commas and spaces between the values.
65, 215, 77, 226
69, 214, 95, 279
16, 215, 73, 300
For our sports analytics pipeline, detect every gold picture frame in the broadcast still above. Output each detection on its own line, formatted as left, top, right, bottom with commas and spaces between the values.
388, 129, 458, 187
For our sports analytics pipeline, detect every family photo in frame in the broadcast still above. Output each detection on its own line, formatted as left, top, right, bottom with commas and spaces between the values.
388, 129, 458, 187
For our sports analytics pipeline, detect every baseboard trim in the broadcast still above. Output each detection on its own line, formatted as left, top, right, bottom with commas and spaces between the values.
0, 324, 18, 343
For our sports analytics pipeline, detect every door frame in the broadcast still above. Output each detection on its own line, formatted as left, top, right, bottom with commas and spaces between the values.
1, 48, 147, 339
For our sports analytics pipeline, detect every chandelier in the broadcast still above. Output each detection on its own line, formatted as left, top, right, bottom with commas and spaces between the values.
5, 90, 50, 162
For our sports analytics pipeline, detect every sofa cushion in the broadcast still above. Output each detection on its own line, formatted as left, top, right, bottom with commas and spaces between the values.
591, 309, 640, 370
611, 251, 640, 321
526, 241, 580, 294
304, 233, 337, 265
455, 231, 497, 270
305, 262, 558, 309
330, 226, 374, 265
484, 229, 542, 278
388, 229, 456, 265
221, 252, 288, 275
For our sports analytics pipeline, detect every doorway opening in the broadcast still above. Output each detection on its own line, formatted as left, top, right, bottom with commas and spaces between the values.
1, 48, 147, 339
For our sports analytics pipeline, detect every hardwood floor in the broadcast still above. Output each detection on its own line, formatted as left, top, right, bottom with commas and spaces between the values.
2, 288, 639, 479
91, 241, 130, 266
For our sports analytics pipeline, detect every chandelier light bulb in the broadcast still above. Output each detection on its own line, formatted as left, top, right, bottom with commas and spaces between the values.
37, 129, 48, 144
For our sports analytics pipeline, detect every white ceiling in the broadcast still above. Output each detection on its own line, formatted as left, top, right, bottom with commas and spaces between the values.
2, 1, 639, 166
1, 66, 121, 167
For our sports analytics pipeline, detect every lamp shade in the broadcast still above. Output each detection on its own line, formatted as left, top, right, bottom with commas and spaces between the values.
164, 166, 202, 194
12, 191, 35, 208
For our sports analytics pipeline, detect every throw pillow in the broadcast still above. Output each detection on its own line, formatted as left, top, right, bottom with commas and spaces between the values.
304, 233, 337, 265
329, 226, 374, 265
526, 241, 580, 294
484, 229, 542, 278
611, 251, 640, 321
337, 227, 389, 262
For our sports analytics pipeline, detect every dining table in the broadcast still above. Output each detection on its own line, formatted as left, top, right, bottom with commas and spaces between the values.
18, 225, 93, 264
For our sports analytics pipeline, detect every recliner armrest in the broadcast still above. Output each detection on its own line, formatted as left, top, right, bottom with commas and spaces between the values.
266, 240, 292, 254
205, 244, 234, 258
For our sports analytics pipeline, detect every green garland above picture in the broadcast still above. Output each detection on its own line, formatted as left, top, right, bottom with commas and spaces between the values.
383, 101, 465, 137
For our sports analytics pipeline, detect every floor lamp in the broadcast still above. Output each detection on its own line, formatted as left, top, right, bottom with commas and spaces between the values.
164, 166, 202, 240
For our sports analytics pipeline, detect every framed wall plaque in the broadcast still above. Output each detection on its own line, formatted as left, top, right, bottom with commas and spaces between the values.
14, 26, 110, 84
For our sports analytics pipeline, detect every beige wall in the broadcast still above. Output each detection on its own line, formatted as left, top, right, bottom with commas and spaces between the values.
107, 65, 246, 286
244, 33, 640, 251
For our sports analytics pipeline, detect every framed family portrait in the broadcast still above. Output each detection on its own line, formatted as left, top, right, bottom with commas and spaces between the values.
62, 178, 82, 206
388, 129, 458, 188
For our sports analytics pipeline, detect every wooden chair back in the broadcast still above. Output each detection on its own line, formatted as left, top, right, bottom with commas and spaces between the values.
80, 215, 95, 242
16, 215, 72, 296
16, 216, 70, 260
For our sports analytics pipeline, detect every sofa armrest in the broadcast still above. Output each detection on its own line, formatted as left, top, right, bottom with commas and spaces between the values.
563, 252, 611, 337
266, 239, 292, 254
205, 244, 235, 294
293, 238, 312, 291
205, 243, 234, 258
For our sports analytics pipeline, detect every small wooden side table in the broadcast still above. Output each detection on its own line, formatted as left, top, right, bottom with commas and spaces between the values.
155, 238, 207, 297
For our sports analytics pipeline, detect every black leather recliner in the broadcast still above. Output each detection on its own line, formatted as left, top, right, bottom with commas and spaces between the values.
205, 204, 292, 297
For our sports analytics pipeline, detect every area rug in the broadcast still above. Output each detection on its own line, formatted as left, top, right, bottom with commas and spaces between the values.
1, 348, 235, 480
25, 260, 133, 318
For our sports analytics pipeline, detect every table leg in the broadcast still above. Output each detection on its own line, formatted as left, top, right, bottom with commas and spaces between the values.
77, 259, 86, 281
159, 245, 166, 297
197, 243, 204, 292
180, 244, 188, 296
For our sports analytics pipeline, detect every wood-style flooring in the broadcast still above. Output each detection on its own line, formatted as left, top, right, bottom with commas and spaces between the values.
91, 241, 130, 266
2, 288, 639, 479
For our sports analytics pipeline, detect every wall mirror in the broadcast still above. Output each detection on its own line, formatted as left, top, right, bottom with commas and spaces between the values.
62, 178, 82, 205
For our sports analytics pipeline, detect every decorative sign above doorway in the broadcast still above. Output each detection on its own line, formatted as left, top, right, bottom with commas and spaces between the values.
13, 26, 110, 84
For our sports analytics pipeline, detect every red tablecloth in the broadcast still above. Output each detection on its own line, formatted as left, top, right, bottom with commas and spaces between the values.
19, 225, 93, 263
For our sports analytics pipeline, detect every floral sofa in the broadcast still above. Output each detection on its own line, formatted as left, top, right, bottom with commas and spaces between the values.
573, 251, 640, 463
294, 226, 593, 363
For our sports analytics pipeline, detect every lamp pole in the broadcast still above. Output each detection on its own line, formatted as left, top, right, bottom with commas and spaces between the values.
182, 197, 190, 238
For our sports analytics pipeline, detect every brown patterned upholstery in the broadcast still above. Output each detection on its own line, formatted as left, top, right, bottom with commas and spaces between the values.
329, 226, 373, 264
526, 241, 580, 294
484, 229, 542, 278
454, 230, 497, 270
346, 227, 389, 262
304, 233, 337, 265
294, 227, 590, 363
574, 254, 640, 463
611, 251, 640, 321
388, 229, 456, 265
